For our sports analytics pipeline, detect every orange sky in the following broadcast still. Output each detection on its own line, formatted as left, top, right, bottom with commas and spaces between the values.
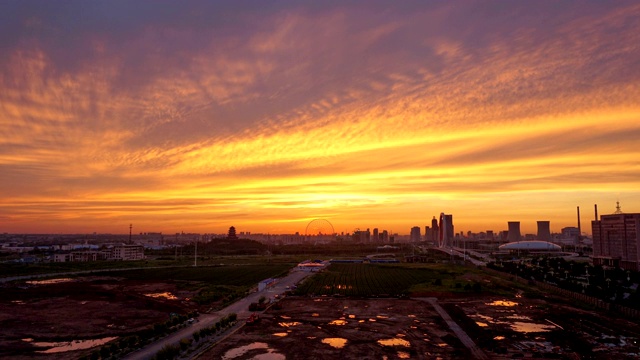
1, 1, 639, 235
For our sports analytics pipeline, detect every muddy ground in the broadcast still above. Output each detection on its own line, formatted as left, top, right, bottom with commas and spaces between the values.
200, 295, 640, 359
0, 276, 198, 359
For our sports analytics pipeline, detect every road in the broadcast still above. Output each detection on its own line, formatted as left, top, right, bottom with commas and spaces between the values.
419, 297, 489, 360
124, 268, 316, 360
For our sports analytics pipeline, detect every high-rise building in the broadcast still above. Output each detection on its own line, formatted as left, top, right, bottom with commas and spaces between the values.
592, 211, 640, 271
537, 221, 551, 241
439, 213, 454, 248
410, 226, 421, 242
506, 222, 521, 243
373, 228, 379, 243
431, 216, 439, 243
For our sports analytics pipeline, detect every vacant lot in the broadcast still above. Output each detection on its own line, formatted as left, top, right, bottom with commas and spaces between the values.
200, 293, 640, 360
0, 264, 291, 359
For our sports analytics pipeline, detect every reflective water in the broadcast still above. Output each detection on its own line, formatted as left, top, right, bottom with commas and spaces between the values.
494, 336, 505, 340
273, 333, 288, 337
322, 338, 348, 348
377, 338, 410, 347
144, 292, 178, 300
511, 321, 555, 333
397, 351, 410, 358
222, 342, 284, 360
486, 300, 518, 307
26, 278, 73, 285
278, 322, 301, 328
27, 337, 117, 353
311, 313, 319, 317
328, 319, 347, 325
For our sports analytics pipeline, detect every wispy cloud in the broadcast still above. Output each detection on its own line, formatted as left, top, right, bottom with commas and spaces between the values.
1, 1, 639, 234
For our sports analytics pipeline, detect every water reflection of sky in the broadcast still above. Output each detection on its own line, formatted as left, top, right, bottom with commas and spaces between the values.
322, 338, 348, 348
25, 336, 117, 353
26, 278, 74, 285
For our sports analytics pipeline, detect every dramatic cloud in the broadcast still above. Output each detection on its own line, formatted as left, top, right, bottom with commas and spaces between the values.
1, 1, 639, 234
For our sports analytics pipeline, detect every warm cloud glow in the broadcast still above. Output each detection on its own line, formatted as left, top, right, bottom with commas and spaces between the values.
1, 1, 639, 235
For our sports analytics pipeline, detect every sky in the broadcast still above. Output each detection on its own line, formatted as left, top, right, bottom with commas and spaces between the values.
1, 1, 639, 236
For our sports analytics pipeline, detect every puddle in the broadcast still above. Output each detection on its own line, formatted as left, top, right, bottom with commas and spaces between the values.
348, 314, 356, 319
437, 343, 448, 347
486, 300, 518, 307
221, 342, 285, 360
311, 313, 319, 317
369, 318, 377, 322
273, 333, 288, 337
278, 322, 301, 328
328, 320, 347, 325
511, 322, 556, 333
11, 300, 25, 305
27, 337, 117, 353
322, 338, 348, 349
358, 320, 365, 323
280, 315, 291, 319
476, 322, 489, 327
26, 278, 73, 285
377, 338, 410, 347
507, 315, 531, 320
408, 314, 416, 318
307, 336, 316, 340
398, 351, 410, 359
144, 292, 178, 300
377, 315, 390, 319
494, 336, 505, 340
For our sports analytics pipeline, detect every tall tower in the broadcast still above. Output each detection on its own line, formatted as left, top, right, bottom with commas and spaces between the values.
507, 222, 521, 243
537, 221, 551, 241
410, 226, 421, 243
431, 216, 439, 244
439, 213, 454, 248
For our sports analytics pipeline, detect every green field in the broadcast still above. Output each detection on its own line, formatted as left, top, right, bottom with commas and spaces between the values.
295, 263, 510, 297
102, 264, 292, 284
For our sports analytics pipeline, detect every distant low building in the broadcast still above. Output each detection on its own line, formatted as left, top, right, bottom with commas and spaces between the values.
109, 244, 145, 261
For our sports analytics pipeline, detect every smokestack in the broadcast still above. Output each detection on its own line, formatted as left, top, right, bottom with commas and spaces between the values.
537, 221, 551, 241
594, 204, 598, 221
507, 221, 521, 243
577, 206, 581, 236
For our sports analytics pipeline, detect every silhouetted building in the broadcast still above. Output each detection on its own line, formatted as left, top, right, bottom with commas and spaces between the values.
227, 226, 238, 240
537, 221, 551, 241
592, 212, 640, 271
373, 228, 379, 242
439, 213, 453, 248
507, 222, 521, 243
561, 226, 580, 244
410, 226, 421, 242
431, 216, 439, 244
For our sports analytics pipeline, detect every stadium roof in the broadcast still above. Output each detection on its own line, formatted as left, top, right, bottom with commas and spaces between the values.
498, 240, 561, 251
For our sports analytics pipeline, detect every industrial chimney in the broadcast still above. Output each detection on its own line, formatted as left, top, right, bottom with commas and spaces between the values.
507, 222, 521, 243
537, 221, 551, 241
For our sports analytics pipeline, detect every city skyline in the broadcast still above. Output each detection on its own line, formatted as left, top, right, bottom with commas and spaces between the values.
1, 1, 639, 235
